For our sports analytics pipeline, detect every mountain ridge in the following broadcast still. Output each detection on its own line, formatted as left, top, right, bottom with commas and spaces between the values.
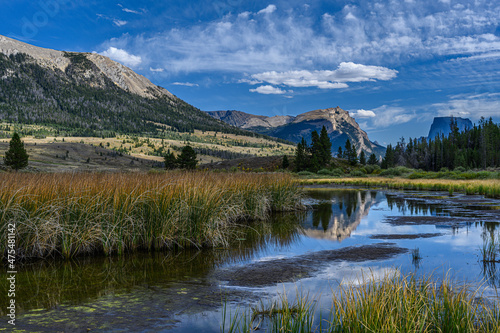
0, 35, 267, 137
207, 107, 386, 157
0, 35, 172, 99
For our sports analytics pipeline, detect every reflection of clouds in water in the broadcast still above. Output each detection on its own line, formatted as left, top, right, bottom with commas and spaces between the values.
254, 255, 286, 262
255, 264, 401, 311
352, 224, 438, 237
433, 229, 483, 249
319, 263, 400, 286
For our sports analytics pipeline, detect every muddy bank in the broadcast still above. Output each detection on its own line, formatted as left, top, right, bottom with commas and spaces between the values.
384, 216, 470, 227
370, 233, 443, 240
385, 192, 500, 223
214, 243, 407, 287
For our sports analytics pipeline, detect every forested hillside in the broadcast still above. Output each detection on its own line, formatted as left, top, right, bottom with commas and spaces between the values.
382, 117, 500, 170
0, 52, 254, 137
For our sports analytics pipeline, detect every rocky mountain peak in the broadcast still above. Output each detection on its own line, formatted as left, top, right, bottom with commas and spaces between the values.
0, 35, 172, 99
207, 107, 386, 157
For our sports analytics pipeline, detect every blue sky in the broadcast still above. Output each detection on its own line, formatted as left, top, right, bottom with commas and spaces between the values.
2, 0, 500, 145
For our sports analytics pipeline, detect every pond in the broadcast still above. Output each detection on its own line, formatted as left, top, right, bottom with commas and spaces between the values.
2, 188, 500, 332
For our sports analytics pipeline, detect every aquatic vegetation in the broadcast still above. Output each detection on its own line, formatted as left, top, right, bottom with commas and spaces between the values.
224, 273, 500, 332
481, 234, 500, 263
0, 172, 303, 259
411, 247, 422, 268
224, 291, 318, 333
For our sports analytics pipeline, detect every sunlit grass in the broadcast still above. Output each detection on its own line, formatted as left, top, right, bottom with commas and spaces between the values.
299, 177, 500, 198
223, 273, 500, 332
0, 172, 303, 259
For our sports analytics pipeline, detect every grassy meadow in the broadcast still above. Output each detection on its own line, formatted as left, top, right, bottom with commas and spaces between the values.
0, 124, 296, 172
0, 172, 303, 259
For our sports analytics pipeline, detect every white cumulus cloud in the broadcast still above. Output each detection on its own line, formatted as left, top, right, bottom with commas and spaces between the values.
249, 63, 397, 90
257, 5, 277, 15
149, 67, 164, 72
250, 85, 287, 95
100, 47, 142, 68
350, 109, 376, 118
370, 105, 416, 128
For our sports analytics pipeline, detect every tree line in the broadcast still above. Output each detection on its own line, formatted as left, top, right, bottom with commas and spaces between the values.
381, 117, 500, 171
294, 126, 379, 172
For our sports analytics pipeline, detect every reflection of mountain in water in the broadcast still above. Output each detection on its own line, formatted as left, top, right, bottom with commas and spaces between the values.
303, 190, 384, 241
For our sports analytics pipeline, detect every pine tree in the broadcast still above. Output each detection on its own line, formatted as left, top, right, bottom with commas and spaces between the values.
368, 153, 378, 165
319, 126, 332, 166
4, 133, 29, 170
359, 151, 366, 165
382, 144, 395, 169
310, 130, 321, 156
345, 139, 358, 166
337, 146, 343, 158
177, 146, 198, 169
282, 155, 290, 169
295, 137, 309, 172
164, 149, 177, 170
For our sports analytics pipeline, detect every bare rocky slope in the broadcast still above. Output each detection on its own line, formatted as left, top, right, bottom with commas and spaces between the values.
208, 107, 386, 157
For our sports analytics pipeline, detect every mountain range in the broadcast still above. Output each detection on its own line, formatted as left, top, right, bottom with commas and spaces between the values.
0, 35, 386, 161
208, 108, 386, 157
0, 35, 252, 137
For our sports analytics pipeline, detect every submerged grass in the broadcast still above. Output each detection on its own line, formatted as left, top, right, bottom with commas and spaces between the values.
224, 273, 500, 332
300, 177, 500, 198
0, 172, 303, 259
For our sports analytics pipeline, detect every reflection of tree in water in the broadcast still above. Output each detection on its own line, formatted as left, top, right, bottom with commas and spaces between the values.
0, 212, 304, 316
386, 195, 447, 216
478, 221, 499, 234
312, 203, 333, 231
304, 190, 382, 241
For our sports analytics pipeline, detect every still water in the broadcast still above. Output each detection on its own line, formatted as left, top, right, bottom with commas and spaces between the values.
2, 188, 500, 332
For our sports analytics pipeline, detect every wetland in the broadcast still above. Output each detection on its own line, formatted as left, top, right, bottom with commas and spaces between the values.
2, 185, 500, 332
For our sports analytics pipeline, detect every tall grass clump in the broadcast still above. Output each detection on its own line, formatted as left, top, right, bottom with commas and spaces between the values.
224, 273, 500, 332
223, 291, 319, 333
328, 273, 500, 332
0, 172, 303, 259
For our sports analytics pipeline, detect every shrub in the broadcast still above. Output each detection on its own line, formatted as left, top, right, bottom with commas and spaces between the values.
408, 172, 427, 179
297, 171, 315, 176
349, 170, 367, 177
380, 168, 402, 177
317, 169, 334, 175
363, 165, 381, 175
330, 168, 345, 177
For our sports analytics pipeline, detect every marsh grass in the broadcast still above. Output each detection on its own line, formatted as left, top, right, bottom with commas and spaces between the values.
224, 273, 500, 333
300, 177, 500, 198
411, 247, 422, 268
0, 172, 303, 259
